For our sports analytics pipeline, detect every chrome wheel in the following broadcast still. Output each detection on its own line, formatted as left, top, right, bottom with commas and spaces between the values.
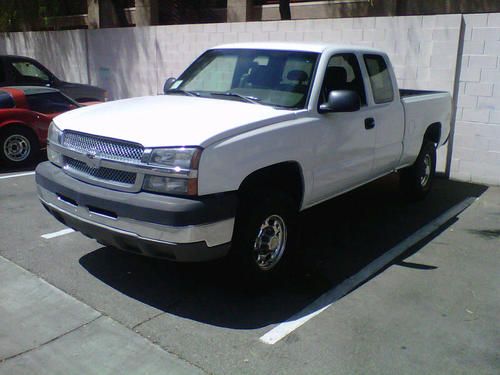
3, 134, 31, 162
253, 214, 287, 271
420, 153, 432, 187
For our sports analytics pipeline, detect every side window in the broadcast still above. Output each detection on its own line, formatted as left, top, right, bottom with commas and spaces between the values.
364, 54, 394, 104
321, 54, 366, 105
26, 92, 75, 114
10, 60, 50, 84
0, 91, 15, 109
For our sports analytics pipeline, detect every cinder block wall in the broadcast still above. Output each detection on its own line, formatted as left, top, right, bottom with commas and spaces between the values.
0, 14, 499, 185
452, 14, 500, 185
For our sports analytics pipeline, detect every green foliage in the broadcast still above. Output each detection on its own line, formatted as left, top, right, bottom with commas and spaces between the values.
0, 0, 76, 32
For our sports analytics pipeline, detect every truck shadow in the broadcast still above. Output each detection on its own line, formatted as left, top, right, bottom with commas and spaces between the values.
79, 175, 487, 329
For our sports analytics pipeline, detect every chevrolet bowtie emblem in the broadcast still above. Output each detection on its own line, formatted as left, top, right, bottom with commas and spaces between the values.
85, 151, 101, 169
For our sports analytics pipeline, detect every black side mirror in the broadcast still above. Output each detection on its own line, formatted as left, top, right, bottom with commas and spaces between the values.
163, 77, 177, 93
319, 90, 361, 113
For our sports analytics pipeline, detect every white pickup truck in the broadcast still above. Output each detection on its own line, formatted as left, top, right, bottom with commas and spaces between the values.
36, 42, 451, 275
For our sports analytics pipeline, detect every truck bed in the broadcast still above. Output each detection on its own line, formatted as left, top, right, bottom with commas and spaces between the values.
398, 89, 452, 167
399, 89, 447, 98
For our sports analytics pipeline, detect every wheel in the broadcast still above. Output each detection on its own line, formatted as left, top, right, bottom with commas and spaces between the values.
231, 190, 298, 278
0, 127, 40, 167
400, 140, 436, 200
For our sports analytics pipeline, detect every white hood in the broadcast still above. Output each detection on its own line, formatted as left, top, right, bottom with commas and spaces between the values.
54, 95, 295, 147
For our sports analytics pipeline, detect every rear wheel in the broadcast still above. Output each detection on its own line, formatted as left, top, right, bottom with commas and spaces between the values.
0, 127, 40, 167
231, 190, 298, 278
400, 140, 436, 200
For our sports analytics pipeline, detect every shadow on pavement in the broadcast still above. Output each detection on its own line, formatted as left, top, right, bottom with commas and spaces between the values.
79, 175, 487, 329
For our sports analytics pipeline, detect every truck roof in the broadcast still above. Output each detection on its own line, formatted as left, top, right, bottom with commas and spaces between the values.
213, 42, 385, 54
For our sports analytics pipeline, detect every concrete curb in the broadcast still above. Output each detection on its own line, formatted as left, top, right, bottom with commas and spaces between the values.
0, 256, 206, 375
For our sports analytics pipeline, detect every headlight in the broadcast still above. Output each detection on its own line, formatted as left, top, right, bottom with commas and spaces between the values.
143, 147, 201, 195
47, 122, 62, 144
148, 147, 200, 172
47, 122, 63, 166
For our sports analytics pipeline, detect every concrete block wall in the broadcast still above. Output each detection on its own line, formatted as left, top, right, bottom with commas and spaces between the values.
153, 15, 461, 95
452, 14, 500, 185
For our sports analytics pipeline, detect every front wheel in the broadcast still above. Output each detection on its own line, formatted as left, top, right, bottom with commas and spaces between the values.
400, 140, 436, 200
0, 127, 40, 167
231, 190, 298, 277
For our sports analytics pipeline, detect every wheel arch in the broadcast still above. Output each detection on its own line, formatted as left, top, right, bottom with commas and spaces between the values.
0, 122, 39, 141
237, 161, 305, 210
424, 122, 441, 146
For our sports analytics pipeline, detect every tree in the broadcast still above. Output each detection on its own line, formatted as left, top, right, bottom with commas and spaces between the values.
0, 0, 82, 32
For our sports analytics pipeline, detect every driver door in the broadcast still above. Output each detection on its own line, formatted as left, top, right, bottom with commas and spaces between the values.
311, 53, 377, 203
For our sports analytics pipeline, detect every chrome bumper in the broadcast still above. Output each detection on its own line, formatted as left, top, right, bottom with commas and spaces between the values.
38, 185, 234, 247
38, 185, 234, 261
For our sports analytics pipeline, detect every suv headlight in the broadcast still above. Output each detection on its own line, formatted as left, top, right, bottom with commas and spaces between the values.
47, 122, 63, 166
143, 147, 202, 195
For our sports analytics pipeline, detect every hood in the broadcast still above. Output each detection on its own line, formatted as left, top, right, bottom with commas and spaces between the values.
53, 95, 295, 147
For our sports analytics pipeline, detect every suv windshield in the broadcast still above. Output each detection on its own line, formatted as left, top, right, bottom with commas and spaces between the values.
173, 49, 319, 109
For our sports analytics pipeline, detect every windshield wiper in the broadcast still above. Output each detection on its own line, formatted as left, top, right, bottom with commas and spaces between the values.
164, 89, 200, 97
210, 92, 262, 105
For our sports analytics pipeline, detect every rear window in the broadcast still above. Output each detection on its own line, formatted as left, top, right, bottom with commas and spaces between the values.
0, 91, 15, 109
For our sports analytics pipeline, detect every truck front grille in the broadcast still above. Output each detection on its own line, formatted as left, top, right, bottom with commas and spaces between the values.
64, 157, 137, 186
62, 131, 144, 163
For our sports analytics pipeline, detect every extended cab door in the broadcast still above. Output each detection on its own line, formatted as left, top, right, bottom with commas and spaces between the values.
311, 53, 376, 203
362, 54, 405, 175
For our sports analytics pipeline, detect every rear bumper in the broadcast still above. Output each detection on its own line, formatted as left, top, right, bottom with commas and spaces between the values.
36, 162, 236, 261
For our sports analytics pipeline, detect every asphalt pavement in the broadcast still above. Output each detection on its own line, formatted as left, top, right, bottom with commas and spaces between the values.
0, 167, 498, 374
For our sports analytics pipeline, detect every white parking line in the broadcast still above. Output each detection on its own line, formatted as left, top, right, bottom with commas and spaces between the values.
259, 197, 477, 345
41, 228, 75, 239
0, 171, 35, 180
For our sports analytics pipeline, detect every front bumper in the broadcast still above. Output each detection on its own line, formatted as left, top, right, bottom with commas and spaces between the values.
36, 162, 236, 261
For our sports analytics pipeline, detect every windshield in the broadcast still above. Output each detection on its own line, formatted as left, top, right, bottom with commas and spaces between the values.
173, 49, 319, 109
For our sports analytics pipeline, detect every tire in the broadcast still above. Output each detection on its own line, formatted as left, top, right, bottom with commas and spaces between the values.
0, 127, 40, 167
400, 140, 436, 200
230, 189, 298, 278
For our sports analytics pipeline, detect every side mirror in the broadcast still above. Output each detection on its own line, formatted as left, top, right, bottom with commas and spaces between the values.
319, 90, 361, 113
163, 77, 177, 93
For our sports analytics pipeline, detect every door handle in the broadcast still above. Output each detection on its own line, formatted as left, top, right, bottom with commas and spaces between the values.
365, 118, 375, 130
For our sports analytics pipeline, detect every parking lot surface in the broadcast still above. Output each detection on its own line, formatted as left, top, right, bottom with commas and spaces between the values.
0, 165, 498, 374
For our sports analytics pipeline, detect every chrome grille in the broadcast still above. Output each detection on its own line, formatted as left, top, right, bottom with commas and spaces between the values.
64, 157, 136, 186
62, 131, 144, 163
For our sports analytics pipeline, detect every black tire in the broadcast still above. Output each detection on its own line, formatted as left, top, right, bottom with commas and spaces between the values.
400, 140, 436, 200
0, 127, 40, 167
230, 189, 298, 278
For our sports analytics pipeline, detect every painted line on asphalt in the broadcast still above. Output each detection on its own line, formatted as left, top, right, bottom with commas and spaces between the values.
0, 171, 35, 180
259, 197, 477, 345
41, 228, 75, 239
